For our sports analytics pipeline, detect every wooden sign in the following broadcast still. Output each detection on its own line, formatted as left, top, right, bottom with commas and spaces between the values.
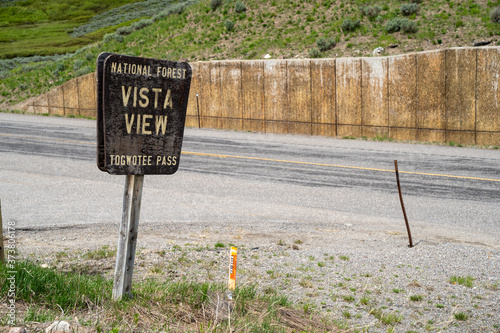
97, 53, 192, 175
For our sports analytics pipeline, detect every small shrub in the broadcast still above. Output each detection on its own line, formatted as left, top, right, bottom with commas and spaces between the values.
361, 5, 381, 18
401, 20, 418, 33
491, 6, 500, 23
103, 33, 114, 43
55, 62, 65, 73
316, 37, 336, 51
454, 312, 468, 321
235, 1, 246, 13
308, 48, 321, 58
410, 294, 423, 302
401, 3, 419, 16
225, 20, 235, 31
132, 19, 152, 31
385, 18, 417, 33
73, 60, 84, 71
385, 18, 402, 33
342, 19, 360, 32
113, 34, 124, 43
116, 26, 133, 35
211, 0, 222, 11
75, 66, 92, 77
170, 3, 186, 14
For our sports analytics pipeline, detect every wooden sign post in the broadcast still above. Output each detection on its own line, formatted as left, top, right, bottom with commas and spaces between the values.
97, 53, 192, 300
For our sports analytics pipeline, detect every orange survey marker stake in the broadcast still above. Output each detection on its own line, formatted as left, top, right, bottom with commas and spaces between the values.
228, 247, 238, 291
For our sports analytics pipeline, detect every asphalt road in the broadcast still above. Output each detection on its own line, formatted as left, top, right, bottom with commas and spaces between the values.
1, 113, 499, 247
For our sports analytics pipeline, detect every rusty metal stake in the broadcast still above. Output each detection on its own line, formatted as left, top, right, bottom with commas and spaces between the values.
196, 93, 201, 129
394, 160, 413, 248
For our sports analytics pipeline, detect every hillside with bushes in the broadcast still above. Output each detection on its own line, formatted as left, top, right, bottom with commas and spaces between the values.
2, 0, 500, 109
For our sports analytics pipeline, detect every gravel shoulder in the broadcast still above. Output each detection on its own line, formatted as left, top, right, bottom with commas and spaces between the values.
10, 218, 500, 333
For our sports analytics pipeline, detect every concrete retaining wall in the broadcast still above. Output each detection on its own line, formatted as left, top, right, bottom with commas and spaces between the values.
16, 47, 500, 146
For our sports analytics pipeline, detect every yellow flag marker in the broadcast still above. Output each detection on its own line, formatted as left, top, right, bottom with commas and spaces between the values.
228, 247, 238, 291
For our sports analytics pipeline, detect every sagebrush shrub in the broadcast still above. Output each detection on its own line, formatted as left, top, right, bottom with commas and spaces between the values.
361, 5, 381, 18
225, 20, 235, 31
385, 18, 403, 33
385, 18, 418, 33
211, 0, 222, 11
316, 37, 336, 51
342, 19, 360, 32
235, 1, 246, 13
55, 62, 65, 72
491, 6, 500, 23
113, 34, 124, 43
73, 60, 84, 71
75, 66, 92, 77
103, 33, 114, 43
401, 3, 419, 16
170, 3, 186, 14
116, 26, 133, 35
401, 19, 418, 33
308, 48, 321, 58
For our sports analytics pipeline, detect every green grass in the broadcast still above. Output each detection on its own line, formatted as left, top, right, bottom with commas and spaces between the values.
0, 260, 335, 331
342, 294, 355, 302
0, 260, 111, 311
450, 275, 475, 288
84, 246, 117, 259
214, 241, 226, 248
409, 294, 423, 302
0, 0, 144, 59
454, 312, 469, 321
370, 308, 403, 325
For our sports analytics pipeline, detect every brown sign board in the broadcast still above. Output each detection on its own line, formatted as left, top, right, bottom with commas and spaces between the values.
97, 53, 192, 175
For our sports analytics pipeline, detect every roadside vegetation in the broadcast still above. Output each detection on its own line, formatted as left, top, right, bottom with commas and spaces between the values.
2, 0, 500, 108
0, 260, 338, 332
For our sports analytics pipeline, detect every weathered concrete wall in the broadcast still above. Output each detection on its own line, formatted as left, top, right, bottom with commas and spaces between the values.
16, 47, 500, 146
416, 50, 446, 142
17, 72, 97, 118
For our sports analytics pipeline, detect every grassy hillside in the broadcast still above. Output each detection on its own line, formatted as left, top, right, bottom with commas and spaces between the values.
0, 0, 148, 59
2, 0, 500, 108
